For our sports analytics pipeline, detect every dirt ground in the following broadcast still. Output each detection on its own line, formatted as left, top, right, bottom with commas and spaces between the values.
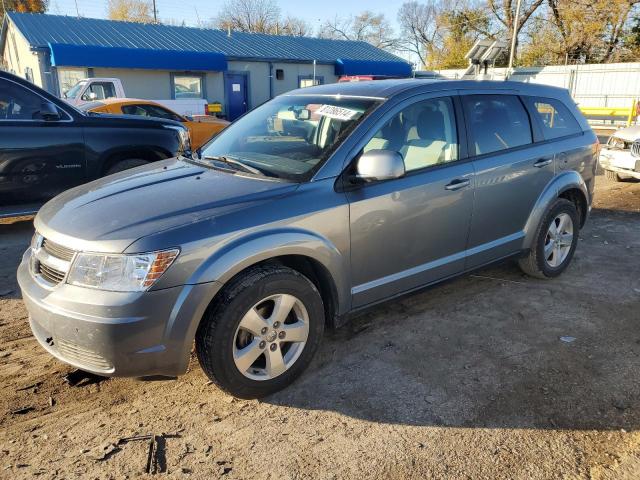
1, 173, 639, 479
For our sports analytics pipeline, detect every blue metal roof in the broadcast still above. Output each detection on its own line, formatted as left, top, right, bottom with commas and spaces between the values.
7, 12, 409, 67
49, 43, 228, 71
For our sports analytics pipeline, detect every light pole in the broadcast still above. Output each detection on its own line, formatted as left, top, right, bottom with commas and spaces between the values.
507, 0, 522, 79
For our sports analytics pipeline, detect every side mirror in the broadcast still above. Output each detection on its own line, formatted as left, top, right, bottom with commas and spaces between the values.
88, 92, 98, 100
38, 102, 60, 121
355, 149, 405, 182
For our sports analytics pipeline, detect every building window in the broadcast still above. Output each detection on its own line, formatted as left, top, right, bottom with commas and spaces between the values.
276, 69, 284, 80
298, 75, 324, 88
172, 74, 204, 99
57, 68, 87, 97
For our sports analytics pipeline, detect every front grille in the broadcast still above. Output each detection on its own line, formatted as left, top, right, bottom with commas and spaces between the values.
56, 339, 114, 372
632, 141, 640, 158
38, 262, 66, 284
42, 238, 75, 262
32, 234, 76, 286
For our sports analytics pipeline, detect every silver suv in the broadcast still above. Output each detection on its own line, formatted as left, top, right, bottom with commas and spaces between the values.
18, 80, 598, 398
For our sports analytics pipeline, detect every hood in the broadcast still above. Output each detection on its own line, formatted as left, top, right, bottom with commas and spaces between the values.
35, 158, 298, 253
611, 125, 640, 143
82, 112, 185, 130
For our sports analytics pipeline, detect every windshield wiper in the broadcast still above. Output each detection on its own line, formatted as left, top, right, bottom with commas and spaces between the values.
202, 155, 277, 177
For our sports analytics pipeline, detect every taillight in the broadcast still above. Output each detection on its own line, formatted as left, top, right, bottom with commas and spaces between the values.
204, 104, 210, 116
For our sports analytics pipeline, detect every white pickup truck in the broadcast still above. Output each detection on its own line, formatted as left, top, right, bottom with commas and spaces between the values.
63, 78, 208, 117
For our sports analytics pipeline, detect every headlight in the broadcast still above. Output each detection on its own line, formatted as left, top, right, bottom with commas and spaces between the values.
67, 249, 179, 292
164, 125, 191, 156
30, 232, 43, 250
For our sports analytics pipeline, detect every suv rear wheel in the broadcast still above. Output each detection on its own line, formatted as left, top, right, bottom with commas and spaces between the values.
196, 265, 324, 398
518, 198, 579, 279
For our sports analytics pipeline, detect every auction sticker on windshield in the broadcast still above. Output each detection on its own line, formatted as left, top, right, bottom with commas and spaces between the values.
316, 104, 359, 121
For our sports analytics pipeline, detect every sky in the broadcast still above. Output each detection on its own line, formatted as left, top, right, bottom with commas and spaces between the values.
51, 0, 408, 32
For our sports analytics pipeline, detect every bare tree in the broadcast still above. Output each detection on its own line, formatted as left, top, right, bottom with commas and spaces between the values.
214, 0, 281, 33
107, 0, 154, 23
319, 11, 397, 49
487, 0, 545, 58
397, 1, 442, 67
278, 15, 312, 36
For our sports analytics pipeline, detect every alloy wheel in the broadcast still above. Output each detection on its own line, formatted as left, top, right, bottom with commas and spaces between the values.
544, 212, 574, 268
233, 294, 309, 381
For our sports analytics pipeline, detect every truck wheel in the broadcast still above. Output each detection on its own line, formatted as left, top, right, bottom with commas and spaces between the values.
196, 265, 324, 399
105, 159, 149, 175
605, 170, 622, 182
518, 198, 579, 279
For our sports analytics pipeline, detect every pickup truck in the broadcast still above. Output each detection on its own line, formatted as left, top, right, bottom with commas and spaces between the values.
63, 78, 208, 117
0, 71, 191, 218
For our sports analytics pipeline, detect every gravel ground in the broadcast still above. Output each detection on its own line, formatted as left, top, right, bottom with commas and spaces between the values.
0, 173, 639, 479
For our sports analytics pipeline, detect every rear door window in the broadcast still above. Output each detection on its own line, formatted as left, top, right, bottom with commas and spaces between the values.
462, 95, 532, 156
529, 97, 582, 140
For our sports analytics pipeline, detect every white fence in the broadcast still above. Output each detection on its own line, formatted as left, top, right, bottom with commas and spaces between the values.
426, 63, 640, 109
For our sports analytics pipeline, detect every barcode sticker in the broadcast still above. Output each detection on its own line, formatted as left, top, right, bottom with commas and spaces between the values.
315, 104, 358, 121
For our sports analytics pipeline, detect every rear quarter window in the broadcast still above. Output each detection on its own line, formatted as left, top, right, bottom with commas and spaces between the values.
529, 97, 582, 140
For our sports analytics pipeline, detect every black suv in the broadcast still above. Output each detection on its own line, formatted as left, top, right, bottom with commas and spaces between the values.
0, 71, 190, 217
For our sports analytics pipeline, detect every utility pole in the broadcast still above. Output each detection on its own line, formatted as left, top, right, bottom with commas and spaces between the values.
152, 0, 158, 23
507, 0, 522, 79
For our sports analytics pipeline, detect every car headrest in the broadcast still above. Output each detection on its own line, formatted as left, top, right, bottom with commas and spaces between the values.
417, 109, 445, 141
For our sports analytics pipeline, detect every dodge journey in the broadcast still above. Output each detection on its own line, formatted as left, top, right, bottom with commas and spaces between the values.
18, 80, 598, 398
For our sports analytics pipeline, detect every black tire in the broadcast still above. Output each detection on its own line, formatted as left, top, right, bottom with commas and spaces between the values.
105, 158, 149, 175
196, 264, 325, 399
518, 198, 579, 279
605, 169, 621, 182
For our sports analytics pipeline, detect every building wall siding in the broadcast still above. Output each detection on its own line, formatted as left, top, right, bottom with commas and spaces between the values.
227, 61, 270, 108
91, 67, 173, 99
2, 20, 42, 86
204, 72, 224, 104
271, 62, 337, 96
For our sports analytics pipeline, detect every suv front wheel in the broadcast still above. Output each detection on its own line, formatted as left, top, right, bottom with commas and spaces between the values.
518, 198, 579, 279
196, 265, 324, 398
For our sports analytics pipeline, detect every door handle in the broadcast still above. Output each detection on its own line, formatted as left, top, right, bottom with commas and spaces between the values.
534, 157, 553, 168
445, 178, 471, 191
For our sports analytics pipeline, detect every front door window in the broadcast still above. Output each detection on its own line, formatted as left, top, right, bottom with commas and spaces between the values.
363, 97, 458, 171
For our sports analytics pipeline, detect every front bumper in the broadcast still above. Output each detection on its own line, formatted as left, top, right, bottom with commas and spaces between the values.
599, 148, 640, 178
17, 249, 220, 377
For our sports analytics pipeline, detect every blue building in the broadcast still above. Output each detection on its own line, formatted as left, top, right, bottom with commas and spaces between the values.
1, 13, 411, 119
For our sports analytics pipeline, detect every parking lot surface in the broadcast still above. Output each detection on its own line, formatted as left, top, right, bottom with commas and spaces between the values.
1, 174, 639, 479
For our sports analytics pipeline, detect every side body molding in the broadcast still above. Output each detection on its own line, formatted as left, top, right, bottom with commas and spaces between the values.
522, 170, 589, 250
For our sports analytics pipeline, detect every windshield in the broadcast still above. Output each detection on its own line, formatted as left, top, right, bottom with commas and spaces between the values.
199, 95, 381, 181
65, 80, 86, 99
